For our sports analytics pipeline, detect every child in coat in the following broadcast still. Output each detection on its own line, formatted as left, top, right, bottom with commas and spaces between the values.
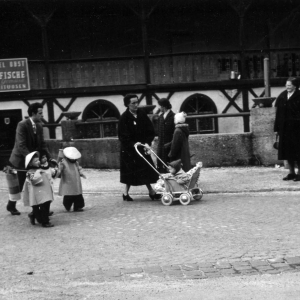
57, 147, 86, 212
154, 159, 191, 192
23, 151, 56, 228
39, 151, 58, 216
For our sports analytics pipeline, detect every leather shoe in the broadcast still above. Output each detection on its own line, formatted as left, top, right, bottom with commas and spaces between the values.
28, 213, 35, 225
42, 223, 54, 228
293, 175, 300, 182
149, 193, 161, 200
74, 208, 84, 212
123, 194, 133, 201
283, 174, 296, 181
6, 200, 21, 215
7, 208, 21, 215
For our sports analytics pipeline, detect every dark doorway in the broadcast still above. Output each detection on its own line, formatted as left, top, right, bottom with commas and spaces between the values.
0, 109, 22, 168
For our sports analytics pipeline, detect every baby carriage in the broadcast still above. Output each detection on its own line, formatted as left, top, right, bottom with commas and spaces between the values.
134, 143, 203, 206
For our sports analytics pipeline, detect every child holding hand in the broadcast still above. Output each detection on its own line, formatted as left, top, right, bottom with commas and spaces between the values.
57, 147, 86, 212
39, 151, 58, 216
23, 151, 56, 228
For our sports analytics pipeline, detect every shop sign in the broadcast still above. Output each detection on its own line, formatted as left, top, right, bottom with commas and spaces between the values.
0, 58, 30, 92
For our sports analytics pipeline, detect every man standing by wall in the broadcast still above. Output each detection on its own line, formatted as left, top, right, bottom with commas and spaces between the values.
6, 102, 53, 215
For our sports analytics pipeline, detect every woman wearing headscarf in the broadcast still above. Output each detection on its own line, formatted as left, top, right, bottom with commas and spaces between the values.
167, 112, 191, 172
156, 98, 175, 173
274, 77, 300, 181
118, 94, 159, 201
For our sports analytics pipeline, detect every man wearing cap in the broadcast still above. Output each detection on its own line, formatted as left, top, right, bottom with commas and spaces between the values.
6, 102, 54, 215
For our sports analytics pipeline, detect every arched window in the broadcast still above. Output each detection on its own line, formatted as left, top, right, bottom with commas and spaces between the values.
180, 93, 218, 134
81, 100, 120, 138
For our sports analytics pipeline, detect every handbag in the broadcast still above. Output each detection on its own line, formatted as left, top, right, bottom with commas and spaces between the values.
273, 134, 279, 150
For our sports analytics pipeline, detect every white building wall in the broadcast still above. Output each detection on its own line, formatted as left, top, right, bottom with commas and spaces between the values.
0, 85, 285, 139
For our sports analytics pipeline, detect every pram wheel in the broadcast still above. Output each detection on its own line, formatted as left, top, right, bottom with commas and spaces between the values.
161, 193, 173, 206
179, 193, 191, 205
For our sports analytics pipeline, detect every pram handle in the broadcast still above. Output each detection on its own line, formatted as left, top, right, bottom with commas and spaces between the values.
134, 143, 169, 176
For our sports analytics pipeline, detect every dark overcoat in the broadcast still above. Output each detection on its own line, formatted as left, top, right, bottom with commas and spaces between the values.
157, 110, 175, 173
9, 118, 51, 169
168, 124, 191, 172
118, 108, 158, 186
274, 89, 300, 160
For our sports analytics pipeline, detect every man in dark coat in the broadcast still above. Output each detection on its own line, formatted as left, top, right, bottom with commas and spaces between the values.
156, 98, 175, 173
118, 94, 159, 201
167, 112, 191, 172
6, 103, 53, 215
274, 77, 300, 181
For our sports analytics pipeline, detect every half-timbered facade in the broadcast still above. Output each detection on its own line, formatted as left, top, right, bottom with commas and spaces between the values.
1, 0, 299, 151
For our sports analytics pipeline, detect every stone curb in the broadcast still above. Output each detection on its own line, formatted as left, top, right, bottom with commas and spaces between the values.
61, 256, 300, 282
3, 187, 300, 195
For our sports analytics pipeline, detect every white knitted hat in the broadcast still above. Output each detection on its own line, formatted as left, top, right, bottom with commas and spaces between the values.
25, 151, 39, 168
63, 147, 81, 160
174, 112, 187, 124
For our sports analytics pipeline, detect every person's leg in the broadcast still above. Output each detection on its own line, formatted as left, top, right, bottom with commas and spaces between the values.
6, 168, 24, 215
73, 195, 85, 211
283, 160, 297, 180
123, 184, 133, 201
43, 201, 53, 216
146, 184, 161, 200
288, 160, 296, 174
63, 196, 74, 211
32, 205, 42, 224
293, 161, 300, 181
40, 202, 54, 227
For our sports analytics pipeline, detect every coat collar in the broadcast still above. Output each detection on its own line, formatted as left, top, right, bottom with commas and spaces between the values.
125, 108, 144, 120
165, 110, 174, 120
285, 89, 300, 101
25, 118, 35, 139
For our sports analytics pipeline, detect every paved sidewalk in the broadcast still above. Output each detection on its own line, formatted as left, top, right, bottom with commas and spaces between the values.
1, 166, 299, 195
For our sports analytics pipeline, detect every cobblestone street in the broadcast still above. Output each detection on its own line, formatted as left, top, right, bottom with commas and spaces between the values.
1, 190, 300, 279
1, 168, 300, 299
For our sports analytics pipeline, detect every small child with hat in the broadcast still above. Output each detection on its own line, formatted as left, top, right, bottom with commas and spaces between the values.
165, 111, 191, 172
39, 150, 58, 217
23, 151, 56, 228
154, 159, 191, 192
57, 147, 86, 212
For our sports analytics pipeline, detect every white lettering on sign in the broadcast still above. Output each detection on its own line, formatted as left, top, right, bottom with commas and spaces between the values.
9, 60, 25, 68
0, 84, 27, 90
0, 71, 26, 79
0, 62, 5, 68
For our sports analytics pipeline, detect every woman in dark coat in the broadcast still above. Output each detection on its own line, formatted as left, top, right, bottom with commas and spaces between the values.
156, 98, 175, 173
118, 94, 159, 201
274, 77, 300, 181
167, 112, 191, 172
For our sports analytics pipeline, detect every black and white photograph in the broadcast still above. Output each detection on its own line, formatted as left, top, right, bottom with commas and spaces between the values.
1, 0, 300, 299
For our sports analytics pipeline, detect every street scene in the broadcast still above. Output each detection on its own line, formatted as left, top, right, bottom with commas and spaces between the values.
1, 0, 300, 299
1, 167, 300, 299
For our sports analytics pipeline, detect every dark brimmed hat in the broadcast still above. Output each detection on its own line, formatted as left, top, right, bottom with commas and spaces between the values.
168, 159, 182, 173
